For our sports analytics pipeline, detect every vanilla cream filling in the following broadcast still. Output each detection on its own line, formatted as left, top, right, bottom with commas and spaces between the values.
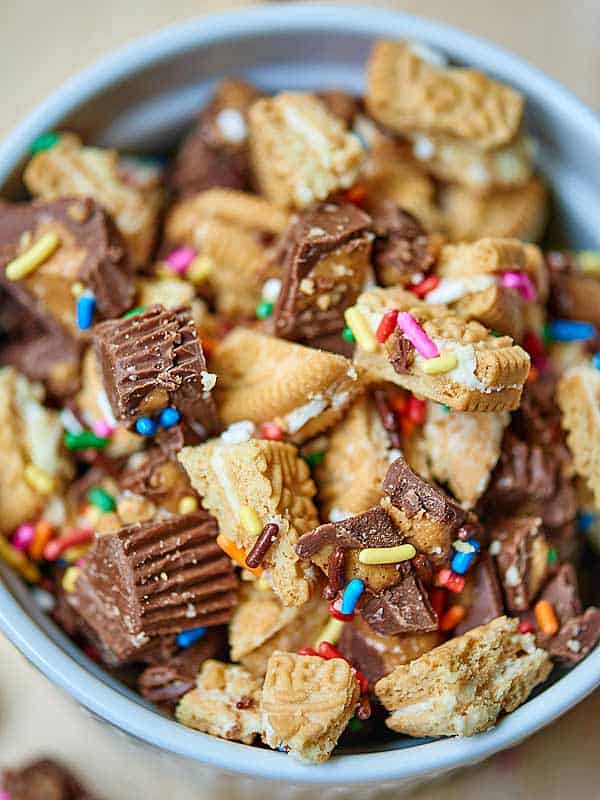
425, 274, 497, 305
15, 375, 63, 475
211, 447, 241, 516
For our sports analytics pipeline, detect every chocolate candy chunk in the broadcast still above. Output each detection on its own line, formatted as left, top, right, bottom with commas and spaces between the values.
540, 563, 582, 623
383, 457, 467, 531
94, 304, 219, 437
455, 553, 504, 635
170, 79, 262, 197
490, 516, 549, 613
386, 328, 415, 375
138, 628, 226, 706
360, 563, 438, 636
2, 758, 101, 800
548, 607, 600, 664
271, 202, 373, 342
72, 511, 238, 663
371, 202, 435, 287
119, 446, 198, 513
296, 506, 401, 559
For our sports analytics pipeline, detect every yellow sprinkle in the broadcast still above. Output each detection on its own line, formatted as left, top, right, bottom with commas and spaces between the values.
344, 306, 377, 352
24, 464, 55, 495
178, 495, 199, 514
62, 566, 81, 593
256, 577, 271, 591
63, 543, 91, 563
420, 353, 459, 375
0, 535, 40, 583
578, 251, 600, 277
313, 617, 345, 649
6, 231, 61, 280
239, 505, 262, 537
71, 281, 85, 297
358, 544, 417, 565
187, 255, 215, 285
83, 505, 103, 526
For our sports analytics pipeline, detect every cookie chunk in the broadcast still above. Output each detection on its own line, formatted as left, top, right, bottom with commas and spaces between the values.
24, 133, 162, 266
270, 203, 373, 343
71, 512, 238, 662
547, 251, 600, 327
0, 367, 72, 534
350, 286, 530, 412
558, 365, 600, 507
316, 394, 391, 521
177, 660, 262, 744
489, 516, 549, 613
366, 40, 523, 149
422, 403, 509, 508
94, 304, 219, 437
170, 79, 262, 197
440, 178, 547, 242
211, 328, 362, 443
179, 437, 320, 606
375, 616, 551, 737
339, 614, 442, 683
248, 92, 364, 209
261, 651, 360, 762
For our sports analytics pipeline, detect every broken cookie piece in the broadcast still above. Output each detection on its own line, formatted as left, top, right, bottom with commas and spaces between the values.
93, 304, 219, 438
179, 437, 319, 607
249, 92, 364, 209
270, 202, 373, 343
211, 328, 362, 443
177, 659, 262, 743
24, 132, 162, 267
70, 511, 238, 663
261, 651, 360, 762
350, 286, 530, 412
489, 516, 549, 613
375, 616, 551, 737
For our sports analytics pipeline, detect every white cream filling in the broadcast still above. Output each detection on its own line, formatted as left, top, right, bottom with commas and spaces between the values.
15, 375, 63, 475
284, 396, 328, 434
425, 275, 497, 305
415, 338, 487, 391
329, 508, 352, 523
220, 420, 255, 444
211, 447, 241, 516
282, 105, 333, 168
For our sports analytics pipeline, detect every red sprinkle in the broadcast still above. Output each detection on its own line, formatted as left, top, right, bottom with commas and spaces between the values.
354, 669, 369, 696
375, 309, 399, 343
329, 599, 354, 622
387, 391, 407, 417
406, 396, 426, 425
260, 421, 284, 441
43, 529, 93, 561
523, 331, 546, 361
435, 568, 465, 594
518, 620, 535, 635
410, 274, 440, 299
430, 587, 447, 618
298, 647, 319, 657
345, 182, 369, 206
318, 641, 345, 661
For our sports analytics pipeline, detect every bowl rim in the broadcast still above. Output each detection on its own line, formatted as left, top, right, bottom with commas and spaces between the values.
1, 2, 600, 784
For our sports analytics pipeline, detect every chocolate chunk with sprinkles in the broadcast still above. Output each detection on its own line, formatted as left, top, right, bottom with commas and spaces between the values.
547, 607, 600, 664
490, 516, 549, 613
71, 511, 238, 663
271, 202, 373, 343
371, 202, 435, 287
296, 506, 402, 559
2, 758, 101, 800
360, 563, 438, 636
455, 552, 504, 635
93, 304, 219, 437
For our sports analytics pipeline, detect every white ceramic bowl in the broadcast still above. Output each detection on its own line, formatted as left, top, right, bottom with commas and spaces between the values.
1, 4, 600, 796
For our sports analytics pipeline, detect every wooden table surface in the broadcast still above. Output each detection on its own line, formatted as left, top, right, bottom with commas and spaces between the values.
1, 1, 599, 797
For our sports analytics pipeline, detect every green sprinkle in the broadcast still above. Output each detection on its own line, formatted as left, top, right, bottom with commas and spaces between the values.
490, 330, 502, 338
256, 301, 274, 320
87, 486, 116, 513
64, 431, 109, 451
30, 131, 61, 153
304, 451, 324, 468
123, 305, 147, 319
348, 718, 363, 733
441, 404, 451, 413
547, 547, 558, 565
342, 326, 356, 343
543, 322, 553, 345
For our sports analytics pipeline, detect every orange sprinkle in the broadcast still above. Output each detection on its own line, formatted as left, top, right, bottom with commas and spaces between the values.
534, 599, 559, 636
400, 416, 415, 439
345, 181, 369, 206
527, 365, 539, 384
439, 605, 466, 632
216, 533, 263, 577
200, 337, 218, 358
28, 520, 54, 561
387, 392, 407, 416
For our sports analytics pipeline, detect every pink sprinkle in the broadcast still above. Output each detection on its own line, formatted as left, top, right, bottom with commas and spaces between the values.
12, 524, 35, 551
166, 246, 196, 274
396, 312, 439, 359
0, 791, 12, 800
501, 271, 537, 302
92, 419, 114, 437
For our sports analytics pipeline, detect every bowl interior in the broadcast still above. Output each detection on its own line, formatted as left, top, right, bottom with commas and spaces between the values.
1, 2, 600, 785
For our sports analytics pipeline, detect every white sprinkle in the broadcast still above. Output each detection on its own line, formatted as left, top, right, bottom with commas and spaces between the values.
411, 272, 425, 285
467, 162, 490, 187
284, 396, 327, 434
329, 508, 352, 523
299, 278, 315, 295
505, 565, 521, 587
567, 639, 582, 654
308, 226, 327, 238
220, 420, 255, 444
215, 108, 247, 143
489, 540, 501, 556
185, 603, 197, 619
262, 277, 282, 303
200, 371, 217, 392
413, 135, 435, 160
60, 407, 83, 434
160, 572, 168, 581
347, 367, 358, 380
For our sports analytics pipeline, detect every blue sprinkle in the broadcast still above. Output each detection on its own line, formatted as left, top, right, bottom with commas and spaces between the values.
76, 292, 96, 331
593, 353, 600, 370
577, 511, 595, 533
176, 627, 207, 649
135, 417, 158, 436
548, 320, 596, 342
451, 543, 479, 576
468, 538, 481, 553
159, 407, 181, 429
340, 578, 365, 616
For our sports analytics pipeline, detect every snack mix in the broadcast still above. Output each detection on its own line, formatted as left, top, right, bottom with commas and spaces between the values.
1, 39, 600, 765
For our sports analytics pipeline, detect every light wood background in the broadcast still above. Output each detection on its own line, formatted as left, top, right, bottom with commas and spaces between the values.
1, 2, 600, 797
